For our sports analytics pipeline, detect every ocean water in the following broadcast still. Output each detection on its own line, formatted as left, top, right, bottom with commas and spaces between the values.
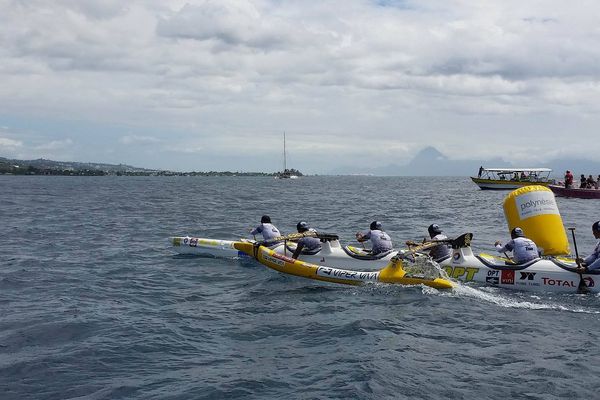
1, 175, 599, 400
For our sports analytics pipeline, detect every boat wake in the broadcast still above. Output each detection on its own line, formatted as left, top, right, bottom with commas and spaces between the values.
425, 282, 600, 314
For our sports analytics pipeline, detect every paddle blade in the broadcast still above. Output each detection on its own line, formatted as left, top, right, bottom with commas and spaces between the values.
577, 275, 590, 294
259, 231, 339, 246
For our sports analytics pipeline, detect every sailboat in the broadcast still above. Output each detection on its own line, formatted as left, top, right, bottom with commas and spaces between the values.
275, 132, 299, 179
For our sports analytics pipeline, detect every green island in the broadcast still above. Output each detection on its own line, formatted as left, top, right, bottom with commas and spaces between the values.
0, 157, 303, 177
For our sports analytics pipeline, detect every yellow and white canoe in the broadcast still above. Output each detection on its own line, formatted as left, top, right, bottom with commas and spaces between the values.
233, 241, 455, 290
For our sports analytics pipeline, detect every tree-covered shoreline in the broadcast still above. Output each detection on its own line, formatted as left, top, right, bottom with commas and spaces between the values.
0, 157, 301, 176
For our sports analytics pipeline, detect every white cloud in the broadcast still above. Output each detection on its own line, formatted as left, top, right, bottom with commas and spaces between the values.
0, 137, 23, 149
34, 138, 73, 151
1, 0, 600, 172
119, 135, 161, 145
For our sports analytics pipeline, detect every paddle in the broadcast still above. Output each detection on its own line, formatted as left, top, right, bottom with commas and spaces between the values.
259, 231, 339, 247
406, 233, 473, 253
568, 227, 590, 294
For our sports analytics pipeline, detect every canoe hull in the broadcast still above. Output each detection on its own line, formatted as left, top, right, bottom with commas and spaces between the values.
233, 242, 454, 289
170, 236, 394, 270
439, 247, 598, 293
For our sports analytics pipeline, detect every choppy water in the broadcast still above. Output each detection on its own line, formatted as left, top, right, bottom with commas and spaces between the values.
1, 175, 600, 400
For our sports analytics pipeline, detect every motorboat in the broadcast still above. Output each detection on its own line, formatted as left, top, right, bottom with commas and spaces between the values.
548, 184, 600, 199
471, 167, 553, 190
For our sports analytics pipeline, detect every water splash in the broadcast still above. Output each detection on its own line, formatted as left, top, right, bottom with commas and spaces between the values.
427, 281, 600, 314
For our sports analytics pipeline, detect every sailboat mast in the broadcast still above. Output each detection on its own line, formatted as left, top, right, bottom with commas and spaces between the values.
283, 132, 287, 171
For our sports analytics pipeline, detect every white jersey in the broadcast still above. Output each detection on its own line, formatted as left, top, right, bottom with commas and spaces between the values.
496, 237, 539, 264
584, 240, 600, 271
250, 223, 281, 240
360, 229, 393, 255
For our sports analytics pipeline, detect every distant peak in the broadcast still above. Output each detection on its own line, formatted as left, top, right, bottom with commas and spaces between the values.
414, 146, 447, 161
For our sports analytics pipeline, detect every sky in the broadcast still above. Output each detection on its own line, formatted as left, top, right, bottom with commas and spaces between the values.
1, 0, 600, 174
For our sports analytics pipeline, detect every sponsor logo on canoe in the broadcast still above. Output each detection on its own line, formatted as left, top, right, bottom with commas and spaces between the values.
541, 276, 595, 288
183, 237, 189, 245
542, 277, 576, 287
190, 238, 198, 247
270, 252, 295, 264
585, 277, 595, 287
316, 266, 379, 281
515, 191, 559, 220
520, 272, 535, 280
486, 276, 499, 284
501, 270, 515, 284
263, 253, 286, 267
443, 266, 479, 281
516, 271, 540, 287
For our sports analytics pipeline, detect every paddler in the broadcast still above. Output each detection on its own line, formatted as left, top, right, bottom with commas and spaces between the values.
356, 221, 393, 255
250, 215, 281, 240
575, 221, 600, 273
426, 224, 452, 262
495, 227, 539, 264
291, 221, 322, 259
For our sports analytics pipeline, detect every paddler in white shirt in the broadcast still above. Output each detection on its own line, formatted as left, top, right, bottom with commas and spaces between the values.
250, 215, 281, 240
576, 221, 600, 273
356, 221, 393, 255
495, 227, 539, 264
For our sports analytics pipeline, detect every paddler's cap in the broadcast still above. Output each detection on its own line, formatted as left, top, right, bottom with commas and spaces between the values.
511, 227, 524, 238
297, 221, 309, 232
593, 221, 600, 232
428, 224, 442, 236
370, 221, 382, 230
261, 215, 271, 223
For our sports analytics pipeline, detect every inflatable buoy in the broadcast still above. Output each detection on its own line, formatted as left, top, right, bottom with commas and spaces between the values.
503, 185, 569, 255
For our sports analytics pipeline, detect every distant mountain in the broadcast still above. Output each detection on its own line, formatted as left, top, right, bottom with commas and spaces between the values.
327, 146, 600, 176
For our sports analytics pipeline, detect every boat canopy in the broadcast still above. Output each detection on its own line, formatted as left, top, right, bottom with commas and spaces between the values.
482, 168, 552, 173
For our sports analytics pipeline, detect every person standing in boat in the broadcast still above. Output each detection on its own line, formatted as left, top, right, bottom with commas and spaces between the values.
425, 224, 452, 262
356, 221, 393, 255
291, 221, 322, 259
250, 215, 281, 240
495, 227, 539, 264
576, 221, 600, 272
564, 170, 574, 189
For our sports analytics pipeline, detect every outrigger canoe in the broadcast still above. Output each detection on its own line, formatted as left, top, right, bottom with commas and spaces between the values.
435, 234, 597, 294
170, 234, 398, 270
232, 239, 454, 289
172, 232, 598, 294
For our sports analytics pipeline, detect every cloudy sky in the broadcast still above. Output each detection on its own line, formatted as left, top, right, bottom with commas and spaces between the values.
1, 0, 600, 173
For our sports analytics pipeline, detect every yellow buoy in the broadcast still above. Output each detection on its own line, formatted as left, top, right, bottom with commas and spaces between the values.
502, 185, 569, 255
